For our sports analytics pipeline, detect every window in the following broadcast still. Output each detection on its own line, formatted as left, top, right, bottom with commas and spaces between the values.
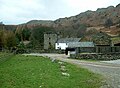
49, 42, 51, 45
58, 47, 61, 50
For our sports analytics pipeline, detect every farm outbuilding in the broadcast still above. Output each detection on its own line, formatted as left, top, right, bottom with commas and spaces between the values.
92, 32, 111, 53
111, 37, 120, 52
67, 42, 95, 54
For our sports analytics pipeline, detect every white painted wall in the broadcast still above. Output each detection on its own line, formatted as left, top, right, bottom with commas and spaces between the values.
55, 43, 68, 50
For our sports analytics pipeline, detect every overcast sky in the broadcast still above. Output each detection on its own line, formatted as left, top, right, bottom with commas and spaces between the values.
0, 0, 120, 25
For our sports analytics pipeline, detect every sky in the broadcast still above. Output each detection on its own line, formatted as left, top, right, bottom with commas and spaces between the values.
0, 0, 120, 25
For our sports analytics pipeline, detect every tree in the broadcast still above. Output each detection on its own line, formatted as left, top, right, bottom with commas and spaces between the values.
3, 30, 16, 50
22, 28, 31, 41
85, 28, 99, 36
15, 25, 31, 45
76, 24, 87, 37
15, 28, 22, 42
30, 26, 54, 49
104, 18, 113, 28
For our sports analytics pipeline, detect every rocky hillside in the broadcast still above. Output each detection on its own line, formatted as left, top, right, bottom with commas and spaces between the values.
25, 4, 120, 27
21, 3, 120, 37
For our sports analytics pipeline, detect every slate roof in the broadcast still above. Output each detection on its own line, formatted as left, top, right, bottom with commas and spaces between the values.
57, 38, 81, 43
68, 42, 95, 48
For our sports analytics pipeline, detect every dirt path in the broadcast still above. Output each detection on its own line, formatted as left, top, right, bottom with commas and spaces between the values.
25, 53, 120, 88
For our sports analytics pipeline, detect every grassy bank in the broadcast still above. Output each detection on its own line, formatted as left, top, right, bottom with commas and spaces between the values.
0, 55, 102, 88
0, 52, 14, 64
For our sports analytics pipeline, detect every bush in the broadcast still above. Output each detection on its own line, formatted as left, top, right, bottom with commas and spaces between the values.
15, 48, 27, 54
104, 18, 113, 28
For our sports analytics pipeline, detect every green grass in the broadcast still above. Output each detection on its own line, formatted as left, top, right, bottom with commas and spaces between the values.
111, 37, 120, 41
0, 52, 14, 64
111, 37, 120, 43
0, 54, 102, 88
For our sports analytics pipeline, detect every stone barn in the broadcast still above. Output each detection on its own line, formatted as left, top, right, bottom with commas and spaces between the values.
68, 42, 95, 54
92, 32, 111, 53
111, 38, 120, 52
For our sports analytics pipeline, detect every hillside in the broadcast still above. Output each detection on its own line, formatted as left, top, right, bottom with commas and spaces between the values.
54, 4, 120, 27
1, 3, 120, 37
0, 24, 17, 31
26, 4, 120, 27
22, 3, 120, 37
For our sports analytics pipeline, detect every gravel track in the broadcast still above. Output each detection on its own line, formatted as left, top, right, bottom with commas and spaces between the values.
24, 53, 120, 88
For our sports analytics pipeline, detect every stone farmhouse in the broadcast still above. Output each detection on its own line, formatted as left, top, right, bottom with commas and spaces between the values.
55, 38, 81, 50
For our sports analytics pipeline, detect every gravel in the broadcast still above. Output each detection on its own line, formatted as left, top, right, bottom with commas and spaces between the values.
101, 59, 120, 64
24, 53, 120, 88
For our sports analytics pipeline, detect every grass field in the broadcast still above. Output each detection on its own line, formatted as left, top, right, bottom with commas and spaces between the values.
0, 52, 14, 64
0, 54, 102, 88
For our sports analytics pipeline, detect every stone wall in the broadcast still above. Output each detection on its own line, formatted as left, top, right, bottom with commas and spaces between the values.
79, 47, 95, 53
76, 46, 120, 54
71, 53, 120, 60
111, 46, 120, 52
96, 46, 111, 53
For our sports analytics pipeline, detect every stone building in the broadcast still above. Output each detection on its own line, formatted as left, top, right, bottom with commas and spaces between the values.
44, 32, 59, 50
92, 32, 111, 53
111, 37, 120, 52
68, 42, 95, 54
56, 38, 81, 50
68, 32, 118, 54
